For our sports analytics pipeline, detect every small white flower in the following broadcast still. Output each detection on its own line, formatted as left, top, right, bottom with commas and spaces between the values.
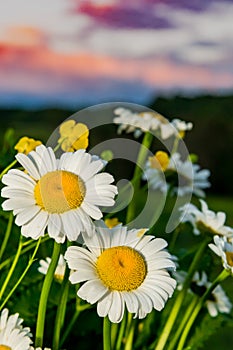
113, 107, 175, 139
209, 235, 233, 274
1, 145, 118, 243
142, 151, 169, 192
65, 220, 176, 323
38, 254, 66, 282
171, 119, 193, 132
206, 284, 232, 317
181, 200, 233, 236
192, 271, 231, 317
143, 166, 168, 192
173, 270, 232, 317
0, 308, 32, 350
168, 153, 210, 197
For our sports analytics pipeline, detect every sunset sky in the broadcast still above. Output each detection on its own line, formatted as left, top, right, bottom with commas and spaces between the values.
0, 0, 233, 108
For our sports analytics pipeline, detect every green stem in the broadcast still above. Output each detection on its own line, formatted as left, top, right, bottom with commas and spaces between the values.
0, 159, 17, 180
0, 212, 13, 262
0, 237, 41, 311
126, 132, 154, 223
168, 227, 180, 252
115, 311, 127, 350
170, 135, 180, 155
52, 267, 70, 350
124, 318, 136, 350
60, 303, 90, 347
35, 241, 61, 348
154, 237, 210, 350
0, 235, 50, 271
177, 269, 230, 350
0, 235, 23, 301
111, 323, 119, 349
167, 295, 199, 350
103, 316, 112, 350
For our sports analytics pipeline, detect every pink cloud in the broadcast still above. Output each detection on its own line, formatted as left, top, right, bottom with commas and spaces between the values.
0, 43, 232, 95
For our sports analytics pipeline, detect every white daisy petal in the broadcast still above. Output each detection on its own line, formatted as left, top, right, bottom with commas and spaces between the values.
21, 211, 48, 239
81, 202, 103, 220
78, 279, 108, 304
16, 153, 40, 180
15, 206, 41, 226
47, 214, 62, 241
2, 198, 35, 211
97, 293, 113, 318
1, 169, 36, 188
108, 292, 125, 323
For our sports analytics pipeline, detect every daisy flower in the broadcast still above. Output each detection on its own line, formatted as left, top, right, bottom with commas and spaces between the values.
191, 271, 232, 317
209, 235, 233, 274
113, 107, 175, 139
142, 151, 169, 192
1, 145, 118, 243
38, 254, 66, 282
174, 271, 232, 317
171, 119, 193, 138
181, 200, 233, 236
64, 221, 176, 323
206, 284, 232, 317
168, 153, 210, 197
0, 308, 32, 350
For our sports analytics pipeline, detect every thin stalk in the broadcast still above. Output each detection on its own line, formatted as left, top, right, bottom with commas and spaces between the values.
52, 267, 70, 350
126, 132, 153, 223
0, 235, 23, 300
0, 237, 41, 311
177, 269, 230, 350
103, 316, 112, 350
0, 159, 17, 180
0, 235, 50, 271
115, 311, 127, 350
167, 295, 199, 350
154, 237, 211, 350
170, 135, 180, 155
60, 304, 90, 347
111, 323, 119, 349
0, 212, 13, 262
124, 319, 136, 350
35, 241, 61, 348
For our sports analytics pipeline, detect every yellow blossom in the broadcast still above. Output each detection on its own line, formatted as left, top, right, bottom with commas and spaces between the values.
105, 217, 121, 229
58, 120, 89, 152
149, 151, 169, 171
14, 136, 42, 155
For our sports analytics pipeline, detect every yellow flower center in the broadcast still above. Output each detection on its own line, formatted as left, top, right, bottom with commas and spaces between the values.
226, 251, 233, 267
34, 170, 86, 213
149, 151, 169, 171
96, 246, 147, 291
0, 345, 12, 350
